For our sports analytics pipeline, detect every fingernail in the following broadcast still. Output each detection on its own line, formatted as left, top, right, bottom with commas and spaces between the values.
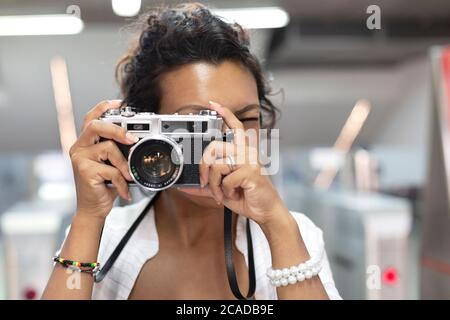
126, 132, 139, 143
127, 191, 132, 201
108, 99, 122, 105
209, 100, 222, 108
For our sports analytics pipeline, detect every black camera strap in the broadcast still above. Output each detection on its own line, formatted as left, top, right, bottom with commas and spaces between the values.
95, 193, 256, 300
224, 206, 256, 300
94, 192, 159, 283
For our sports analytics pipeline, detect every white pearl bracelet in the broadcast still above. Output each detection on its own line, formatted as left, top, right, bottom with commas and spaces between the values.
266, 250, 324, 287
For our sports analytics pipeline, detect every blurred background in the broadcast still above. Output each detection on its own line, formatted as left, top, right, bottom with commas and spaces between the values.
1, 0, 450, 300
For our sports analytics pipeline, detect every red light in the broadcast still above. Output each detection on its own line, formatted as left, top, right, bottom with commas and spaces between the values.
382, 267, 399, 285
23, 287, 37, 300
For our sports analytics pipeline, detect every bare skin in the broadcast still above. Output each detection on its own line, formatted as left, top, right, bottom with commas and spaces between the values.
42, 61, 329, 300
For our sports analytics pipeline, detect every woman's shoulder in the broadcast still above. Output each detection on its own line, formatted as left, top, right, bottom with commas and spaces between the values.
240, 209, 326, 265
58, 198, 152, 253
273, 210, 325, 254
242, 210, 338, 299
92, 198, 158, 299
103, 198, 153, 231
96, 198, 157, 274
289, 210, 318, 226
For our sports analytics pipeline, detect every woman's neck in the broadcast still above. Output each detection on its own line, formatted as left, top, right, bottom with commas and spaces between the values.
154, 189, 230, 248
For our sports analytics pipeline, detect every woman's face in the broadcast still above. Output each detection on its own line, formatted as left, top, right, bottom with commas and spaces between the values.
158, 60, 260, 206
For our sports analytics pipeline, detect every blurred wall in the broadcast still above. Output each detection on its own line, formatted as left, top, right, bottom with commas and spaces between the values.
0, 26, 126, 153
371, 57, 431, 188
0, 26, 433, 192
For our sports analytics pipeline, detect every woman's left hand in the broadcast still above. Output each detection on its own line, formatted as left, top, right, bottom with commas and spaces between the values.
198, 101, 291, 227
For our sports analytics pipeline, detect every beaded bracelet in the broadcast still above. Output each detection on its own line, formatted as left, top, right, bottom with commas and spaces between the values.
266, 250, 324, 287
53, 256, 100, 274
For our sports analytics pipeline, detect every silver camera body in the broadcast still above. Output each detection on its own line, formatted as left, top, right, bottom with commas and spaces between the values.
100, 107, 229, 191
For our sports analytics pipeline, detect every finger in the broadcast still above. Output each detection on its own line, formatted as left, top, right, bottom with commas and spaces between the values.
208, 101, 244, 130
83, 140, 132, 181
77, 120, 138, 147
222, 167, 257, 195
199, 141, 236, 187
82, 100, 122, 131
96, 163, 130, 201
208, 162, 233, 203
208, 101, 246, 146
221, 182, 240, 201
106, 186, 119, 201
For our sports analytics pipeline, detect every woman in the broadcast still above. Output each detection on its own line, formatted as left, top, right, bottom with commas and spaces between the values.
43, 3, 340, 300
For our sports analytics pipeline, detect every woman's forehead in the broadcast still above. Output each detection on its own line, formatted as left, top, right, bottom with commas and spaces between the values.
158, 61, 259, 113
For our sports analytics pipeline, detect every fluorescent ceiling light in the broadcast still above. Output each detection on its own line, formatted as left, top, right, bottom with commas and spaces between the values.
0, 14, 83, 36
112, 0, 141, 17
212, 6, 289, 29
50, 56, 77, 156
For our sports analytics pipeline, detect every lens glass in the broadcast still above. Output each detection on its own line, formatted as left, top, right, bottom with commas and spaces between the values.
142, 149, 172, 180
129, 138, 182, 190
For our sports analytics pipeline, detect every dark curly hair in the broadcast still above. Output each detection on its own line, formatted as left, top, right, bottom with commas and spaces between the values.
116, 3, 278, 128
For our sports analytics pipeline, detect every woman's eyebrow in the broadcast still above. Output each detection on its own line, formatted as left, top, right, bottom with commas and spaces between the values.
234, 104, 260, 116
174, 105, 205, 113
174, 104, 260, 115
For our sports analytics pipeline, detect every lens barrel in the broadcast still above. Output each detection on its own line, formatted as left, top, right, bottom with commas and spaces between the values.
128, 136, 183, 191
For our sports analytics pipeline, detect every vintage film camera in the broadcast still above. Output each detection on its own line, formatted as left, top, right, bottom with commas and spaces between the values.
100, 107, 232, 191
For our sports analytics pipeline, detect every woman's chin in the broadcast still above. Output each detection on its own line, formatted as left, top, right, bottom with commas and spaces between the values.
173, 186, 220, 206
176, 186, 213, 198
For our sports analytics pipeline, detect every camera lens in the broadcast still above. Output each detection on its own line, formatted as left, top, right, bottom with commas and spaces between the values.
128, 136, 183, 191
141, 150, 172, 179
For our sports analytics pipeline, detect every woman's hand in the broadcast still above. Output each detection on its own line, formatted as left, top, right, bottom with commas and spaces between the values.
198, 101, 291, 228
69, 100, 138, 220
197, 103, 329, 300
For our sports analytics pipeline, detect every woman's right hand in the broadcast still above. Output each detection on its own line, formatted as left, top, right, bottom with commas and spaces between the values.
69, 100, 139, 220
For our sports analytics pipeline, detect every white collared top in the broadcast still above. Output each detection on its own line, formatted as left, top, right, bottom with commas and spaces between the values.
60, 198, 341, 299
